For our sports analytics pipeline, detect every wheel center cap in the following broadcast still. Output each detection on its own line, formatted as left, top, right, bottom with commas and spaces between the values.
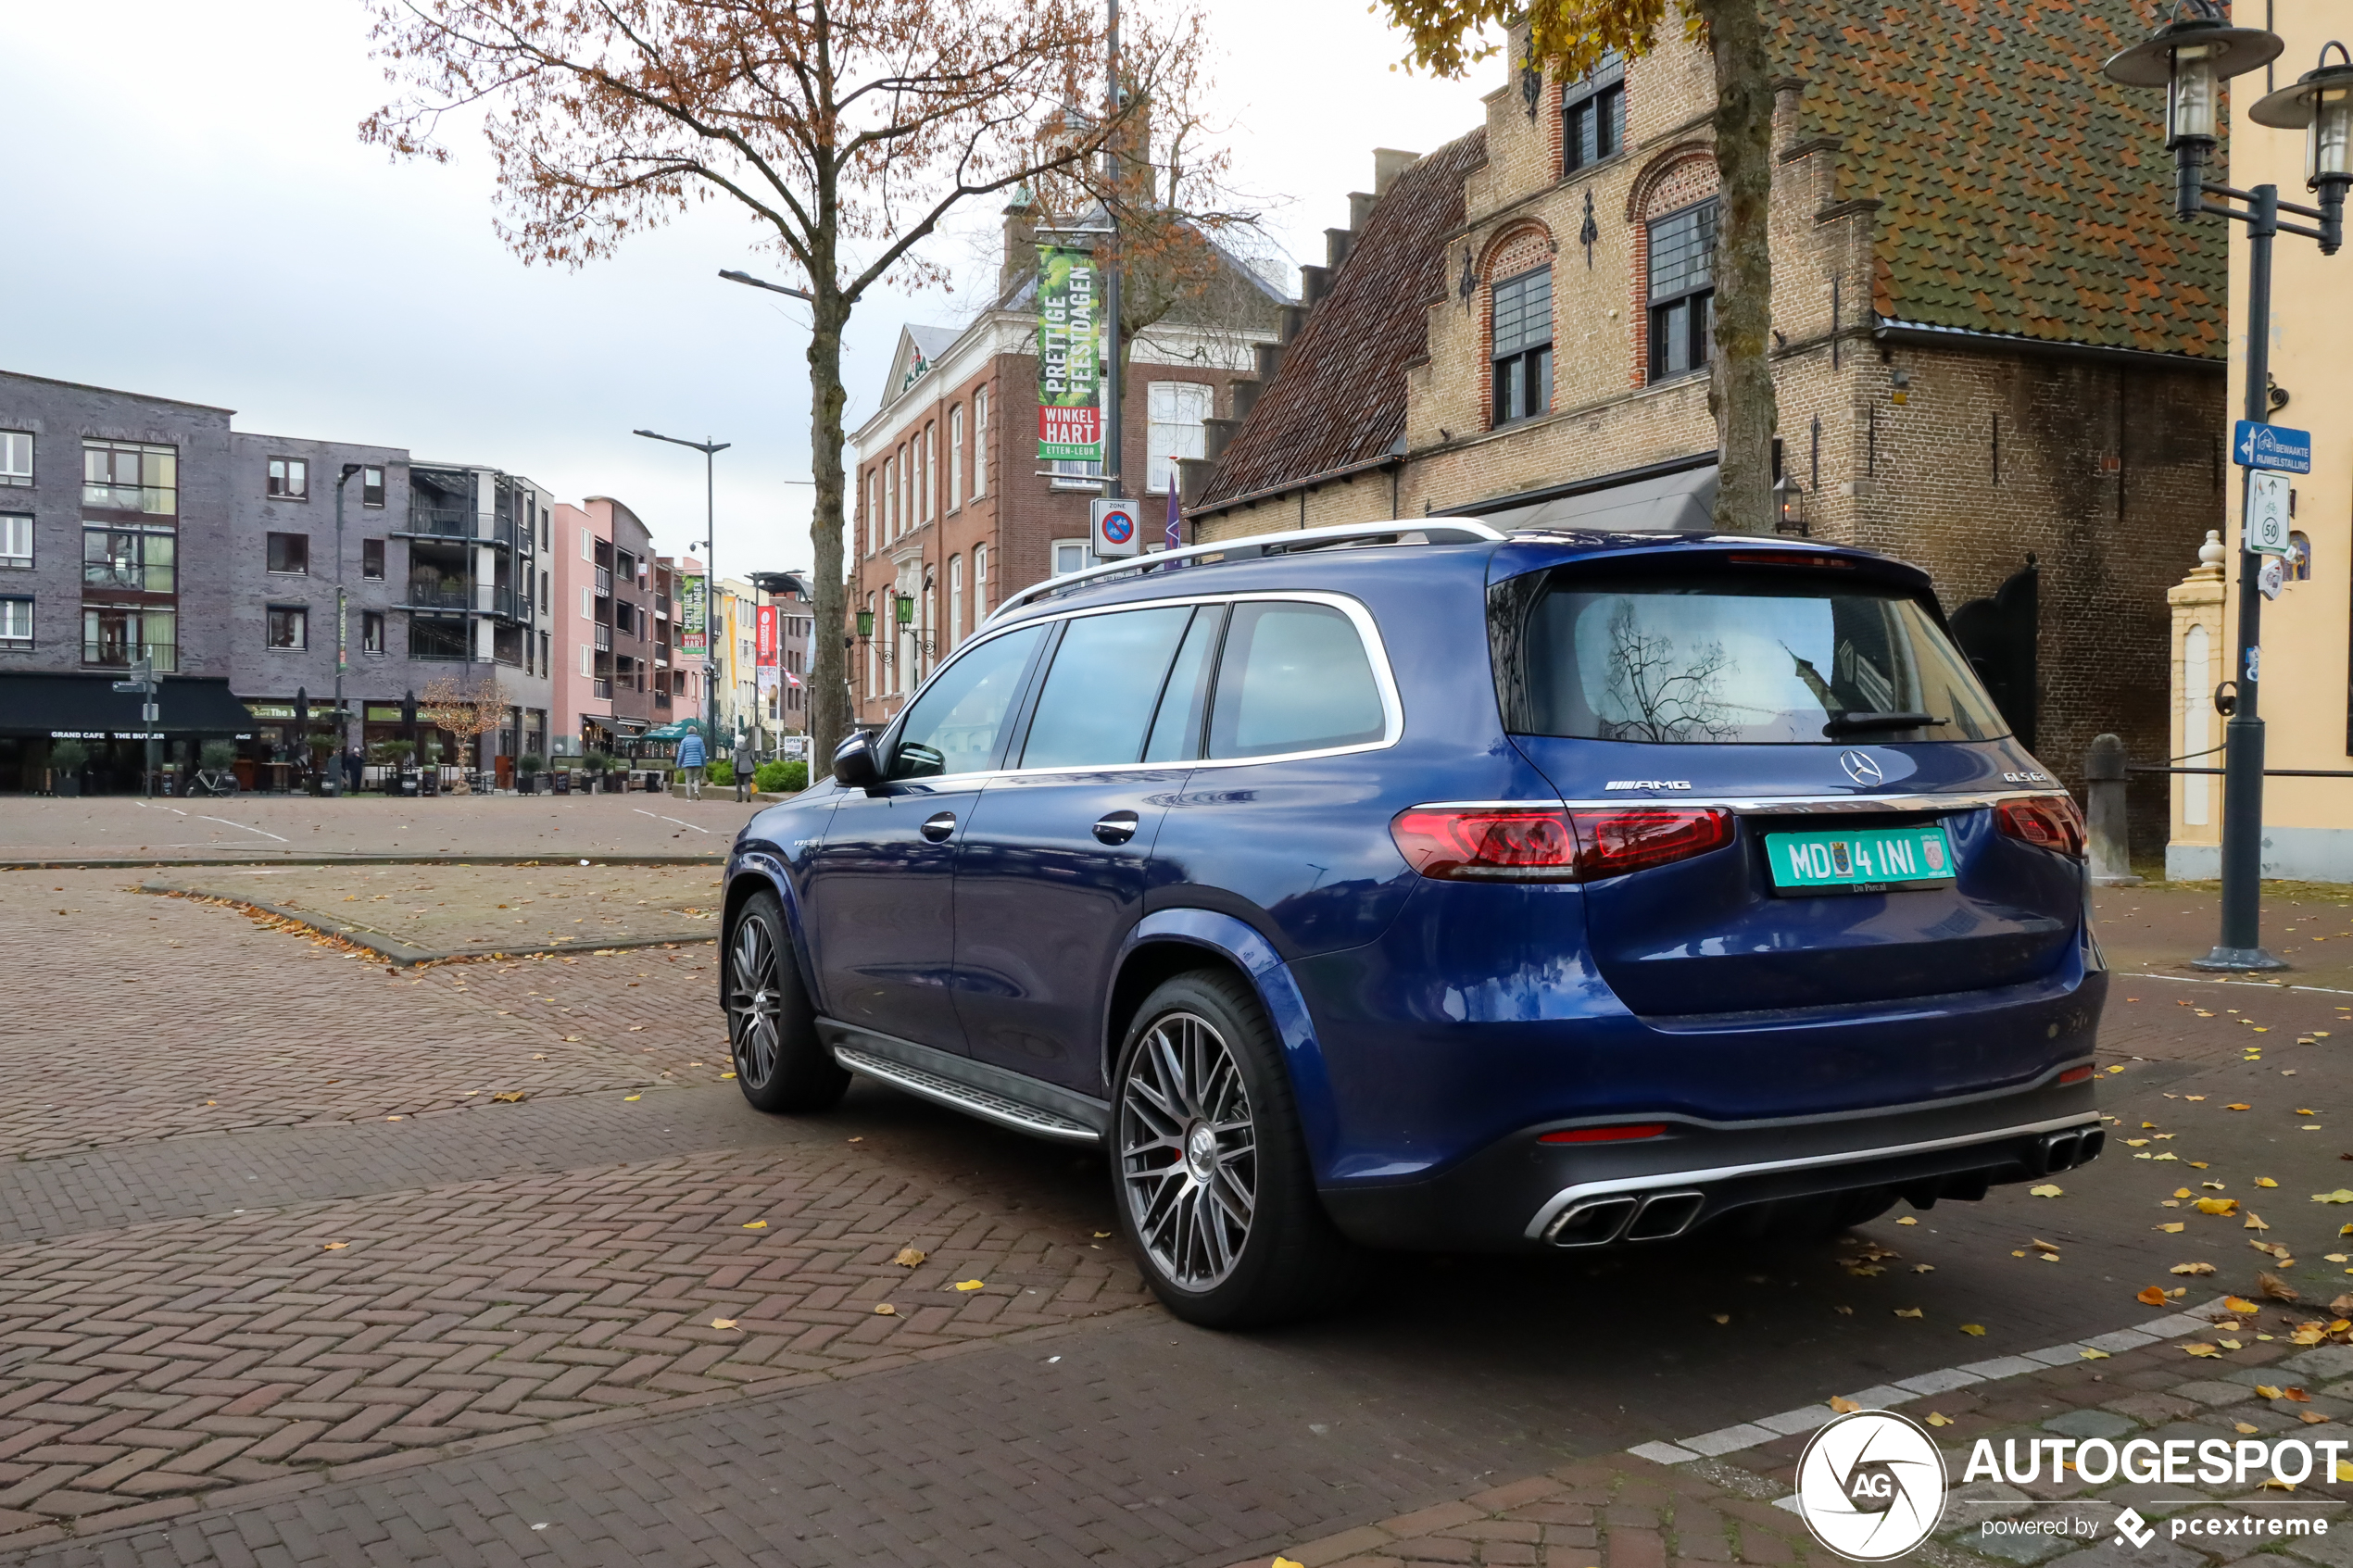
1184, 1123, 1218, 1180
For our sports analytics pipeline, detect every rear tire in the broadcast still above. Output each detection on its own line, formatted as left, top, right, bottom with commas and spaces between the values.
1111, 970, 1362, 1329
725, 891, 849, 1113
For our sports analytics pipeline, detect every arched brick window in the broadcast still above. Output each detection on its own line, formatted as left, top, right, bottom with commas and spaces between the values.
1480, 224, 1555, 429
1626, 150, 1719, 386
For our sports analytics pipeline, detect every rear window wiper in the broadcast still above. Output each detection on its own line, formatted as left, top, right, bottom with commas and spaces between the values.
1821, 710, 1944, 735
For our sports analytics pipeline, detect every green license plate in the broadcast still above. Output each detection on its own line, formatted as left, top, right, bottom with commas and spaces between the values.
1766, 824, 1956, 894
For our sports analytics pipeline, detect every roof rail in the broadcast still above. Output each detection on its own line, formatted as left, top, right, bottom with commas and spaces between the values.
985, 519, 1506, 624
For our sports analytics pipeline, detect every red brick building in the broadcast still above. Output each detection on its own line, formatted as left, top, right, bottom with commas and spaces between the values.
1187, 0, 2228, 832
847, 209, 1288, 726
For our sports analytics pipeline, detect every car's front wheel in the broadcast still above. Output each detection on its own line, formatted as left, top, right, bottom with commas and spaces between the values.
1112, 970, 1360, 1328
725, 890, 849, 1113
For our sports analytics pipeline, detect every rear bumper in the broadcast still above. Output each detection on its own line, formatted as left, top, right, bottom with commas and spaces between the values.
1316, 1072, 2102, 1251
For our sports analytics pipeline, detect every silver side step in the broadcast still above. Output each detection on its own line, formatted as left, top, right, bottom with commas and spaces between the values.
834, 1046, 1102, 1146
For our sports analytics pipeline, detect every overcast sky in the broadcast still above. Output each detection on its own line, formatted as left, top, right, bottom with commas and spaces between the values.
3, 1, 1491, 578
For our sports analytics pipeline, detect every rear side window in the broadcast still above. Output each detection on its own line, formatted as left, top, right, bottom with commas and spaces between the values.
1206, 601, 1387, 759
1020, 606, 1195, 769
1504, 571, 2007, 744
888, 624, 1044, 778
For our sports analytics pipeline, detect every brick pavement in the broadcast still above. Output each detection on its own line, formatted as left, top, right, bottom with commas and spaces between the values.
0, 871, 727, 1161
0, 1143, 1145, 1545
0, 797, 755, 866
139, 862, 724, 961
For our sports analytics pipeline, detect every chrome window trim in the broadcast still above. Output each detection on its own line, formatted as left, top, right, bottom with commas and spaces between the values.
1409, 790, 2056, 816
1520, 1110, 2103, 1239
878, 589, 1404, 785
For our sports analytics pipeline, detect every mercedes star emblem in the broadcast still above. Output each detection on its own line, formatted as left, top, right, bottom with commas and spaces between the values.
1839, 750, 1884, 787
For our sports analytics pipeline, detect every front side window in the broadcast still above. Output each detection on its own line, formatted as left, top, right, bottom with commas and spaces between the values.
0, 513, 30, 567
362, 610, 385, 653
267, 532, 308, 573
362, 466, 385, 508
83, 529, 173, 592
1491, 266, 1554, 426
1504, 570, 2008, 744
1020, 606, 1197, 770
0, 431, 30, 486
1563, 51, 1626, 172
1147, 382, 1213, 494
972, 387, 989, 497
267, 457, 308, 499
84, 606, 173, 669
1648, 198, 1718, 383
82, 441, 176, 516
886, 622, 1046, 780
0, 596, 30, 645
361, 538, 385, 579
1206, 601, 1388, 759
268, 606, 308, 649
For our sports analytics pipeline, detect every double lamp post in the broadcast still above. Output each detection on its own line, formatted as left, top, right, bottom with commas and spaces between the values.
2101, 7, 2352, 971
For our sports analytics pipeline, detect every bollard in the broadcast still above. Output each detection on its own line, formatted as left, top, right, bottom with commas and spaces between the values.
2083, 733, 2142, 886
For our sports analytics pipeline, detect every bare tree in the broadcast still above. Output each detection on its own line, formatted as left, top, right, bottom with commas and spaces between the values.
418, 672, 512, 784
1597, 601, 1733, 742
1375, 0, 1776, 535
362, 0, 1195, 758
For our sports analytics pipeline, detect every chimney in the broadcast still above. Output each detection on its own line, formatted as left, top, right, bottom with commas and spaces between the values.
999, 187, 1038, 299
1372, 148, 1419, 197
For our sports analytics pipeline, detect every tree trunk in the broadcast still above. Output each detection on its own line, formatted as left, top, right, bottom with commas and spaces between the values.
806, 279, 852, 764
1698, 0, 1777, 535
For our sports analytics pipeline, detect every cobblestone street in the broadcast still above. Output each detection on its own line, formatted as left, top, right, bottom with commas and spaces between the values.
4, 809, 2353, 1564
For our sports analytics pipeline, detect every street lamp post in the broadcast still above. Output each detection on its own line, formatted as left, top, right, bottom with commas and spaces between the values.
2103, 9, 2349, 972
633, 429, 730, 771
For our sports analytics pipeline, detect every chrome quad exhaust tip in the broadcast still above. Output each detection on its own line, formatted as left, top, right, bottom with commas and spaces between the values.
1544, 1189, 1705, 1248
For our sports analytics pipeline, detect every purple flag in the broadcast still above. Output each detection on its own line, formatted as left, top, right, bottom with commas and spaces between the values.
1165, 470, 1182, 551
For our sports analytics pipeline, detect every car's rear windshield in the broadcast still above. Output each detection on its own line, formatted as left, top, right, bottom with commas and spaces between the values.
1497, 569, 2008, 744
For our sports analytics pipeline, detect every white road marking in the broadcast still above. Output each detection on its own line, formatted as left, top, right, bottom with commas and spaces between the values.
194, 816, 289, 842
634, 809, 712, 834
2124, 971, 2353, 997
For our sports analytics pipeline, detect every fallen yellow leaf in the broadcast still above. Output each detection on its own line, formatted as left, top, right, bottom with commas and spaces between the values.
321, 1241, 348, 1250
1894, 1307, 1924, 1319
2136, 1286, 2170, 1306
623, 1094, 641, 1101
1895, 1216, 1918, 1225
2184, 1343, 2221, 1357
2236, 1422, 2262, 1435
1830, 1396, 1862, 1413
2081, 1348, 2110, 1360
1275, 1558, 1306, 1568
720, 1071, 736, 1080
2158, 1223, 2186, 1234
743, 1220, 767, 1229
2317, 1191, 2353, 1204
1711, 1312, 1730, 1324
2257, 1385, 2286, 1399
2220, 1337, 2245, 1349
2030, 1184, 2063, 1198
2228, 1103, 2252, 1111
490, 1091, 525, 1103
874, 1303, 898, 1316
2226, 1296, 2261, 1314
893, 1248, 926, 1268
2259, 1177, 2281, 1188
2176, 1187, 2195, 1198
2196, 1198, 2239, 1215
952, 1279, 985, 1292
1926, 1412, 1952, 1426
2172, 1261, 2217, 1274
711, 1318, 738, 1330
1960, 1323, 1986, 1336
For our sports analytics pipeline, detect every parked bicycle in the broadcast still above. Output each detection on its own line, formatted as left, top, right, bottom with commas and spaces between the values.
183, 767, 241, 797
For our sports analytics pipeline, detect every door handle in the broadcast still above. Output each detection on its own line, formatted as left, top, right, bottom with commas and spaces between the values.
920, 811, 957, 842
1093, 809, 1140, 846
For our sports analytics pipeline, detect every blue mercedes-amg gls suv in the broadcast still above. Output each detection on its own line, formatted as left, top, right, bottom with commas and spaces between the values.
719, 523, 2105, 1326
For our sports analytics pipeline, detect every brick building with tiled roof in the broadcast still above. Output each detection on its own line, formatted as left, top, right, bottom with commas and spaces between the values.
1186, 0, 2226, 831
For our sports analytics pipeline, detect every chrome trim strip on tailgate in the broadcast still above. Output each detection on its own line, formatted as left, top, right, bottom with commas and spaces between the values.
1520, 1110, 2103, 1239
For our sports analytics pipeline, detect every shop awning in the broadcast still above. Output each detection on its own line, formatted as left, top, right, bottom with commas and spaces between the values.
0, 674, 258, 737
639, 721, 707, 741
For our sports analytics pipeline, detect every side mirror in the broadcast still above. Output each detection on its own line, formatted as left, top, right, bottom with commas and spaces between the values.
832, 730, 882, 790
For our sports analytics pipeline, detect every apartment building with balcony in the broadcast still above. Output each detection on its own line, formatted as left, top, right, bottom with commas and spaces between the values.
548, 495, 659, 757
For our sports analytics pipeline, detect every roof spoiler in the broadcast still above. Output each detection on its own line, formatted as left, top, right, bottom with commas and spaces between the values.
985, 520, 1505, 624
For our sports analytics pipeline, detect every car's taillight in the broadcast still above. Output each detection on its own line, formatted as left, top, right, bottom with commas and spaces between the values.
1390, 808, 1584, 881
1390, 806, 1734, 884
1996, 794, 2086, 859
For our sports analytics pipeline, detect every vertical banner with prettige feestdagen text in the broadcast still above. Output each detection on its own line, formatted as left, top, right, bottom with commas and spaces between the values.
1036, 245, 1103, 461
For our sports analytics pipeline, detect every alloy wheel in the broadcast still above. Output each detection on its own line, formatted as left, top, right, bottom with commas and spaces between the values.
727, 916, 781, 1087
1118, 1010, 1258, 1290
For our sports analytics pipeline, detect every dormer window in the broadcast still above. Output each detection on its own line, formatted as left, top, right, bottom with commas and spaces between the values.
1564, 51, 1626, 173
